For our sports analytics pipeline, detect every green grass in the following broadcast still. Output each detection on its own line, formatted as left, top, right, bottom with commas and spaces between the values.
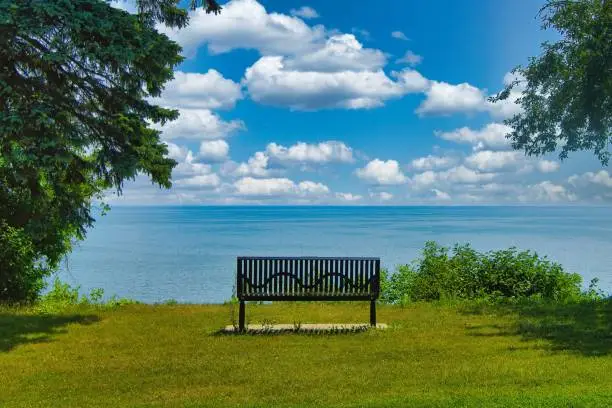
1, 300, 612, 407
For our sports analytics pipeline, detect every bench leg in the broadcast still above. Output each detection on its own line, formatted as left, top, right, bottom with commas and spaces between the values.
370, 300, 376, 327
239, 300, 245, 332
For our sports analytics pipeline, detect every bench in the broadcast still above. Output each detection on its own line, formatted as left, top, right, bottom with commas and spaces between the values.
236, 256, 381, 331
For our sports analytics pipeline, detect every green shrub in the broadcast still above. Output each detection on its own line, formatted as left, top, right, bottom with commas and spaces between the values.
34, 278, 137, 313
381, 241, 590, 304
0, 221, 50, 304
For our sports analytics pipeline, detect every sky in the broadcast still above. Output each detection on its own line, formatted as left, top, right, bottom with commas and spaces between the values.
109, 0, 611, 205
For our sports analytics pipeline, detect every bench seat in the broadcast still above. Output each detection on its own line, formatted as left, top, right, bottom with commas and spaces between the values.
236, 256, 380, 330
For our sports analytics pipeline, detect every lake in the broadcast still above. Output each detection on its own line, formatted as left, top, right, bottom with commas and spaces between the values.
57, 206, 612, 302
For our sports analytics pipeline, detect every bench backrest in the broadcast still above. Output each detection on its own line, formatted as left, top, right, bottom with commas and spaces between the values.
236, 257, 380, 300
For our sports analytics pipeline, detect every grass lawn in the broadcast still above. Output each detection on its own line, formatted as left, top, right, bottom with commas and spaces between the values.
1, 301, 611, 407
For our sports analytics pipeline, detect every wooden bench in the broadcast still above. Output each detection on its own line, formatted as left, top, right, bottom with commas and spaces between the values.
236, 256, 381, 331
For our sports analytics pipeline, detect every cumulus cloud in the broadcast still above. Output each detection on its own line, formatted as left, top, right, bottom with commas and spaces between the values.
370, 191, 393, 201
150, 71, 245, 141
154, 70, 242, 110
410, 155, 457, 171
234, 177, 329, 196
569, 170, 612, 188
298, 180, 330, 194
435, 123, 512, 151
416, 81, 487, 116
223, 151, 271, 178
486, 72, 526, 120
393, 69, 430, 93
243, 56, 411, 110
284, 34, 387, 72
175, 174, 221, 188
567, 170, 612, 202
159, 0, 431, 112
391, 31, 409, 41
290, 6, 319, 19
536, 160, 560, 173
409, 165, 497, 189
518, 181, 577, 203
165, 142, 221, 187
356, 159, 407, 185
416, 73, 524, 119
464, 150, 525, 172
396, 50, 423, 66
154, 108, 245, 140
336, 192, 363, 201
160, 0, 326, 56
432, 189, 451, 201
199, 140, 229, 162
266, 141, 354, 164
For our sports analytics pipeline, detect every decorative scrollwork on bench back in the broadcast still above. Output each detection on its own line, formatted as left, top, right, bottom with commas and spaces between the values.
236, 256, 380, 299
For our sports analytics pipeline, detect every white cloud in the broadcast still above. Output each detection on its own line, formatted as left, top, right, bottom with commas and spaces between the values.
290, 6, 319, 19
393, 69, 430, 93
356, 159, 407, 185
298, 181, 329, 195
165, 142, 189, 162
161, 0, 326, 56
154, 109, 245, 140
410, 171, 439, 189
486, 72, 526, 120
440, 166, 498, 184
518, 181, 577, 203
391, 31, 409, 41
175, 174, 221, 188
370, 191, 393, 201
243, 56, 410, 110
198, 140, 229, 162
409, 165, 497, 189
234, 177, 295, 196
435, 123, 512, 151
155, 70, 242, 110
160, 0, 427, 112
266, 141, 354, 164
165, 142, 221, 187
410, 155, 456, 171
396, 50, 423, 66
568, 170, 612, 188
224, 151, 271, 178
536, 160, 560, 173
567, 170, 612, 202
234, 177, 329, 196
432, 189, 451, 201
416, 81, 487, 116
464, 150, 525, 172
284, 34, 387, 72
336, 192, 363, 201
416, 73, 524, 119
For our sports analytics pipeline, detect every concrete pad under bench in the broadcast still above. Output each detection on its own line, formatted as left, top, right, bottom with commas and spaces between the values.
222, 323, 388, 333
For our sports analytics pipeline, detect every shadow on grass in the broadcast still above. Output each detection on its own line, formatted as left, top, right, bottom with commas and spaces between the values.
462, 299, 612, 356
0, 312, 100, 352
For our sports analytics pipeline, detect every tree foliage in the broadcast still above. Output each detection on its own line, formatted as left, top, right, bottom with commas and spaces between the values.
0, 0, 217, 303
492, 0, 611, 164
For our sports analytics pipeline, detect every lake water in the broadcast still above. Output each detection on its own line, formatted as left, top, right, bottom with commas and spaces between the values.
57, 206, 612, 303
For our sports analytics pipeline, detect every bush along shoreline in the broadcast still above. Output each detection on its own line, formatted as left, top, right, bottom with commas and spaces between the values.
381, 241, 606, 305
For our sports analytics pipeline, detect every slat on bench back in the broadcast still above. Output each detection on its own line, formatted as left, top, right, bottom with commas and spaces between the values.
236, 256, 380, 299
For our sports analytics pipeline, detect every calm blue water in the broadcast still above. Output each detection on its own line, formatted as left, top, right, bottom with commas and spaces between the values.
57, 206, 612, 303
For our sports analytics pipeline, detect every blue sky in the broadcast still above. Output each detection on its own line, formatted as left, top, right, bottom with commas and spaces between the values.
110, 0, 611, 205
